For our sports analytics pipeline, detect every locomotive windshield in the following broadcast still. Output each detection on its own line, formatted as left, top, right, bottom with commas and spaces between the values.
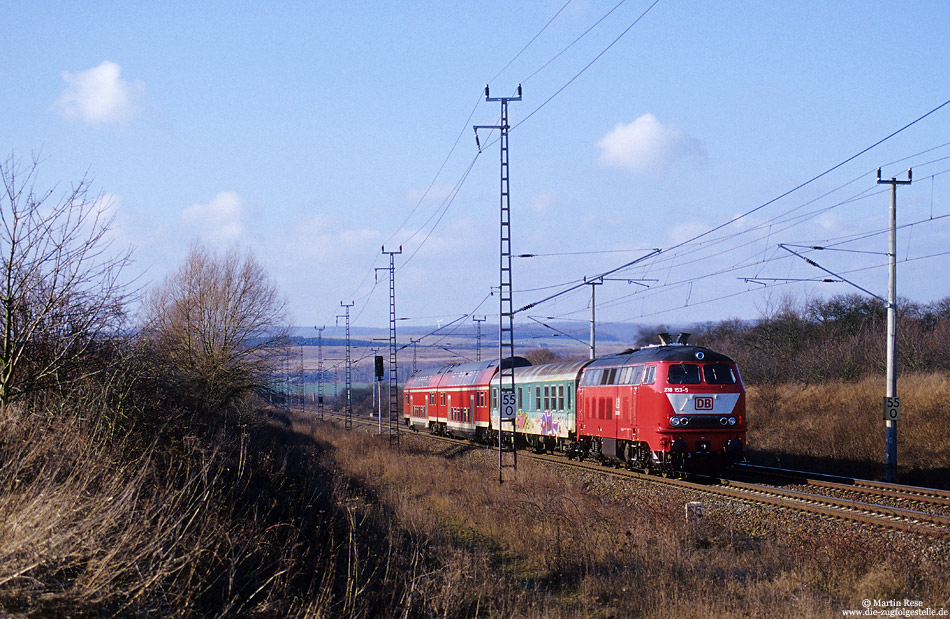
667, 363, 737, 385
667, 363, 701, 384
703, 363, 737, 384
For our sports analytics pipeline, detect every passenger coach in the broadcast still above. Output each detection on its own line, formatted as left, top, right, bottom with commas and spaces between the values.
404, 357, 530, 439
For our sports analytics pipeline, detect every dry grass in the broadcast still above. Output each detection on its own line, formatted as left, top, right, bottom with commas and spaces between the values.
298, 417, 950, 618
0, 401, 432, 617
3, 384, 947, 617
746, 371, 950, 485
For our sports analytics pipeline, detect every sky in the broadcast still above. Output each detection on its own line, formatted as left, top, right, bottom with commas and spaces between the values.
4, 1, 950, 343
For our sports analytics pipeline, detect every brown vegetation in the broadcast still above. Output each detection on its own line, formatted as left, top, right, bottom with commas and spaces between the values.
698, 293, 950, 384
142, 243, 289, 422
747, 372, 950, 487
282, 418, 949, 617
0, 153, 132, 406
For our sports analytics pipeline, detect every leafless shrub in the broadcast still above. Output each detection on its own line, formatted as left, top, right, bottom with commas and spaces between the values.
0, 153, 132, 406
142, 243, 289, 425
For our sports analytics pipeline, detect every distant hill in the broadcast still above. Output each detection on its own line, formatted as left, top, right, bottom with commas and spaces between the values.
287, 321, 704, 351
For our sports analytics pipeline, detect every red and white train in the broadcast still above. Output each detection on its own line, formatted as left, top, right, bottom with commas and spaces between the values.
402, 333, 746, 472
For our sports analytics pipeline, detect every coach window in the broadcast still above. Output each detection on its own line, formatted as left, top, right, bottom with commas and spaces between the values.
440, 393, 446, 406
643, 365, 656, 384
518, 387, 523, 410
535, 386, 541, 410
543, 385, 550, 410
567, 385, 572, 410
491, 388, 497, 410
558, 385, 565, 410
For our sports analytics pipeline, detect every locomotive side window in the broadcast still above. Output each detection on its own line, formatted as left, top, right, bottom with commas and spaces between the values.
668, 363, 701, 385
630, 365, 644, 385
643, 365, 656, 384
602, 368, 617, 385
582, 368, 602, 386
618, 366, 631, 384
703, 364, 737, 384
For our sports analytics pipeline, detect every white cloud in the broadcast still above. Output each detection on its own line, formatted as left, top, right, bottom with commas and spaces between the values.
529, 191, 555, 215
53, 61, 146, 126
596, 114, 707, 173
181, 191, 245, 243
93, 192, 120, 221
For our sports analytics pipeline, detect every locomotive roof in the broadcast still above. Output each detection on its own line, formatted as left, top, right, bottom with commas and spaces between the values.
587, 344, 735, 367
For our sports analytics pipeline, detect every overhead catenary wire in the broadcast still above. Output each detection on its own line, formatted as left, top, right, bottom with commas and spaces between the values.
329, 1, 950, 341
514, 102, 950, 322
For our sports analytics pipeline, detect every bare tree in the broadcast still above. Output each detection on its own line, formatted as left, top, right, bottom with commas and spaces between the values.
144, 243, 288, 418
0, 153, 132, 406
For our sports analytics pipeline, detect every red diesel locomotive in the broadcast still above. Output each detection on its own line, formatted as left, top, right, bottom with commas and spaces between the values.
402, 334, 745, 472
572, 333, 745, 471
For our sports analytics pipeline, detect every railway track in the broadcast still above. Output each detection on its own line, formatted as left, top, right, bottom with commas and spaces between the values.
314, 411, 950, 539
731, 462, 950, 510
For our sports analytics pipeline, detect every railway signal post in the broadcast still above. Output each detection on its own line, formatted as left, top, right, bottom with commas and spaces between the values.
877, 167, 911, 483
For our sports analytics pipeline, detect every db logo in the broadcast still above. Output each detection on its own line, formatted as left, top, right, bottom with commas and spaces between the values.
694, 397, 714, 411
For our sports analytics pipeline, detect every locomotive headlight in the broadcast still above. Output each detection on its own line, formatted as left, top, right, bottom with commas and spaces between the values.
679, 417, 689, 427
670, 417, 680, 426
719, 417, 728, 426
728, 417, 736, 426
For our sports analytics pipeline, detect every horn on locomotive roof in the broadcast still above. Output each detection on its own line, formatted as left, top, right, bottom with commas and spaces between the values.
676, 332, 691, 344
657, 332, 670, 345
